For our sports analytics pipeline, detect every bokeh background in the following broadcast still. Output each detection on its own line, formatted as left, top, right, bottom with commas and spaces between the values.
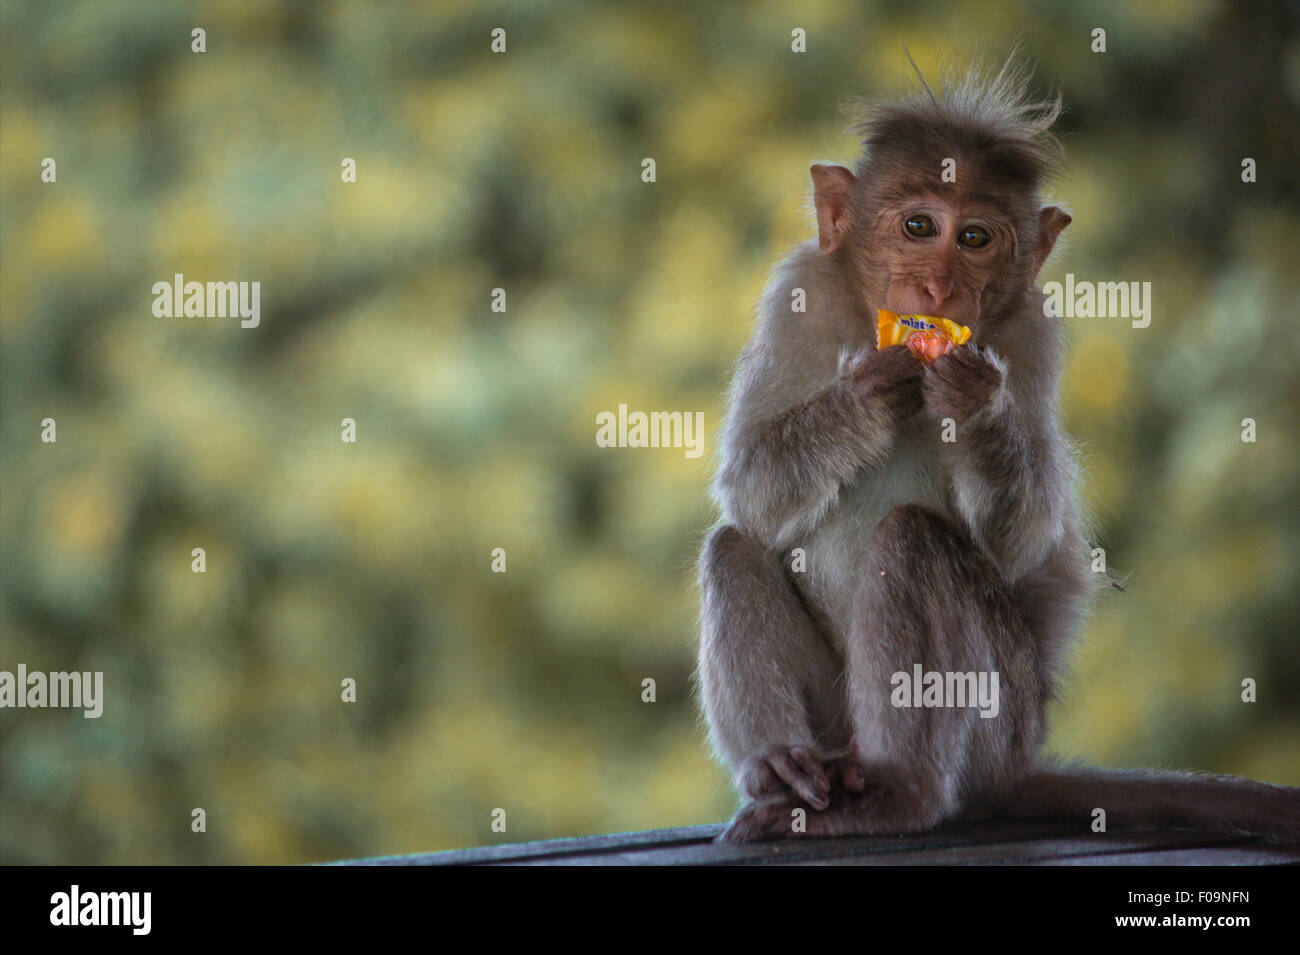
2, 0, 1297, 864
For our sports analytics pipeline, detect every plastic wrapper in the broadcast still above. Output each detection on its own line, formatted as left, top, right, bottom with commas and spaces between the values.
876, 310, 972, 362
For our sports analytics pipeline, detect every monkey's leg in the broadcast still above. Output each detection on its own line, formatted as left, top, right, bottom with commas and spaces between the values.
727, 504, 1041, 841
698, 524, 855, 813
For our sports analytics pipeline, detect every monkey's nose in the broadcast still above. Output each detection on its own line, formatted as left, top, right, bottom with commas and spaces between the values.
923, 273, 955, 307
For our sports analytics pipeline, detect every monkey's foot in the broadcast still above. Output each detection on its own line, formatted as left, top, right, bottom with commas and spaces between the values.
719, 787, 939, 843
739, 746, 830, 809
738, 746, 867, 811
719, 795, 808, 843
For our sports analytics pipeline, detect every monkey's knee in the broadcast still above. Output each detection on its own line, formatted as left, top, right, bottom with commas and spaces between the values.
873, 504, 962, 554
700, 524, 796, 604
700, 523, 748, 572
869, 504, 995, 592
701, 523, 765, 579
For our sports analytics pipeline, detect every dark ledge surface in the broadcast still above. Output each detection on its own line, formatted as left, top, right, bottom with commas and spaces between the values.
328, 819, 1300, 866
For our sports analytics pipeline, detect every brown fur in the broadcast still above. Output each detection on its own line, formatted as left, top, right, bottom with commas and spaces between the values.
697, 57, 1300, 844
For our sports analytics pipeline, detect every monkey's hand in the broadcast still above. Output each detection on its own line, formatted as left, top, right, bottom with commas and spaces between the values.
849, 345, 926, 424
921, 344, 1006, 425
738, 746, 867, 811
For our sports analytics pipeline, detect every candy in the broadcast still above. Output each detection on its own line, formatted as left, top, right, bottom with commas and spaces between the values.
908, 331, 954, 362
876, 310, 972, 362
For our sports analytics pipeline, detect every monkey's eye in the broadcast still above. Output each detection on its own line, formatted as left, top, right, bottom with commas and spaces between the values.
904, 215, 936, 238
958, 225, 991, 248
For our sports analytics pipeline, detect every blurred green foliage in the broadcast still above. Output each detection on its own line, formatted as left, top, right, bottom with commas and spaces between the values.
2, 0, 1297, 863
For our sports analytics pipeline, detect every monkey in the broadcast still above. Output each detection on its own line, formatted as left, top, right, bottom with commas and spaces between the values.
696, 58, 1300, 845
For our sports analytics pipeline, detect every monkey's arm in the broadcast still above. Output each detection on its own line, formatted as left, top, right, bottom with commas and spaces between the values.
715, 345, 921, 547
925, 346, 1075, 582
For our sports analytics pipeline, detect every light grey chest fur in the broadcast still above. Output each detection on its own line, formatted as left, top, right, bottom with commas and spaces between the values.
792, 419, 948, 640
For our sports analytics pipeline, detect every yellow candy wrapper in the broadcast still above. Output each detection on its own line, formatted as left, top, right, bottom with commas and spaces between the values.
876, 310, 971, 362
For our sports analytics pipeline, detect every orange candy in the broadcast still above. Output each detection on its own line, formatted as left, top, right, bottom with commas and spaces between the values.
877, 310, 972, 364
907, 331, 955, 362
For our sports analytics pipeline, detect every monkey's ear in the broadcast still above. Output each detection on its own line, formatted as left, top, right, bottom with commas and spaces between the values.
1031, 206, 1071, 279
811, 164, 856, 254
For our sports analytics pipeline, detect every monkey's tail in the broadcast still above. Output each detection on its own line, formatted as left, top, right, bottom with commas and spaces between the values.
991, 764, 1300, 843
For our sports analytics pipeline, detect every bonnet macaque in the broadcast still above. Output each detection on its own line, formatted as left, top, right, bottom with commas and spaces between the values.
697, 59, 1300, 843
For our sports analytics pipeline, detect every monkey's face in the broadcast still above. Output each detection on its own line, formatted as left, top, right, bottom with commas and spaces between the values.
867, 196, 1020, 328
811, 160, 1060, 329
